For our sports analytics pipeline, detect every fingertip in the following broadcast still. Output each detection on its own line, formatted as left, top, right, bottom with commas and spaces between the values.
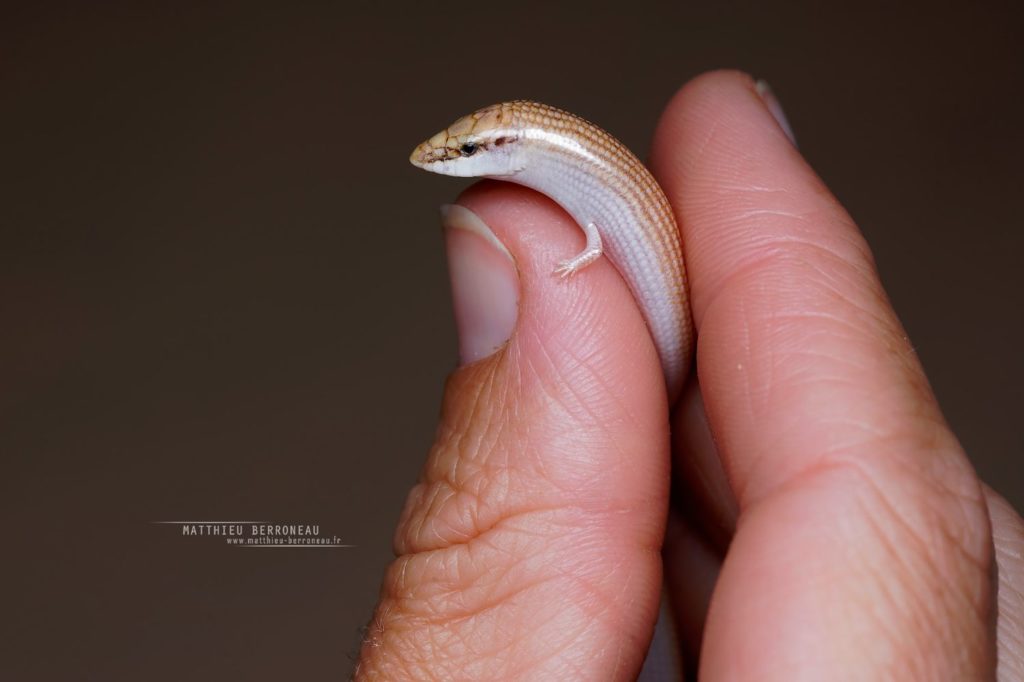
653, 70, 761, 165
651, 70, 864, 326
664, 69, 759, 115
648, 69, 976, 504
441, 203, 519, 365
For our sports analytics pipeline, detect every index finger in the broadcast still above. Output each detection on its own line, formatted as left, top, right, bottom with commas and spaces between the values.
651, 71, 994, 678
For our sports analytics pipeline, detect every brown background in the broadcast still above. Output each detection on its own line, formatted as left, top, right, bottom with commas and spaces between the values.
1, 1, 1021, 679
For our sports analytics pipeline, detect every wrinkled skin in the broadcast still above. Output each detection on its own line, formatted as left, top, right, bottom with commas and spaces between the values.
355, 71, 1024, 681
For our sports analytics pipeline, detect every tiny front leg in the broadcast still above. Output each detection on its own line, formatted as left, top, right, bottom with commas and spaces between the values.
554, 222, 604, 278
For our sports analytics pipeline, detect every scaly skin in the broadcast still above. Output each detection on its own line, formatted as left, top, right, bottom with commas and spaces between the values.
411, 100, 692, 399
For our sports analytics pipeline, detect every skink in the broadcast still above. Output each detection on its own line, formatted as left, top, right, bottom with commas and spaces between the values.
410, 100, 693, 398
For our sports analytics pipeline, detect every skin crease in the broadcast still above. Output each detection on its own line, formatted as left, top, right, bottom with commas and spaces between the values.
354, 71, 1024, 680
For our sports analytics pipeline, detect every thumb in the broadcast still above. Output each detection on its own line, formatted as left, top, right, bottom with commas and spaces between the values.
355, 182, 671, 680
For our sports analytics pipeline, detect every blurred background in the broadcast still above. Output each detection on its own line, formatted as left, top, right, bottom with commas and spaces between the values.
1, 1, 1021, 679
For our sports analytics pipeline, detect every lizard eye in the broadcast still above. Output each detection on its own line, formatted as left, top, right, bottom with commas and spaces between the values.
460, 142, 478, 156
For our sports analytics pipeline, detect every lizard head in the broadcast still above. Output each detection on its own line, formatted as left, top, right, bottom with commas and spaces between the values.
410, 103, 524, 178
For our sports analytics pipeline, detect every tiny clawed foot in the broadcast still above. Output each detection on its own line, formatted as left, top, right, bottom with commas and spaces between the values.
553, 260, 578, 279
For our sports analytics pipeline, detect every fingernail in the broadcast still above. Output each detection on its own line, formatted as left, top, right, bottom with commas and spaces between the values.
440, 204, 519, 365
755, 79, 797, 146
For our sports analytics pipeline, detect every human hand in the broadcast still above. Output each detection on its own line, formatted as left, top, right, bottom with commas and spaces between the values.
355, 71, 1024, 680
